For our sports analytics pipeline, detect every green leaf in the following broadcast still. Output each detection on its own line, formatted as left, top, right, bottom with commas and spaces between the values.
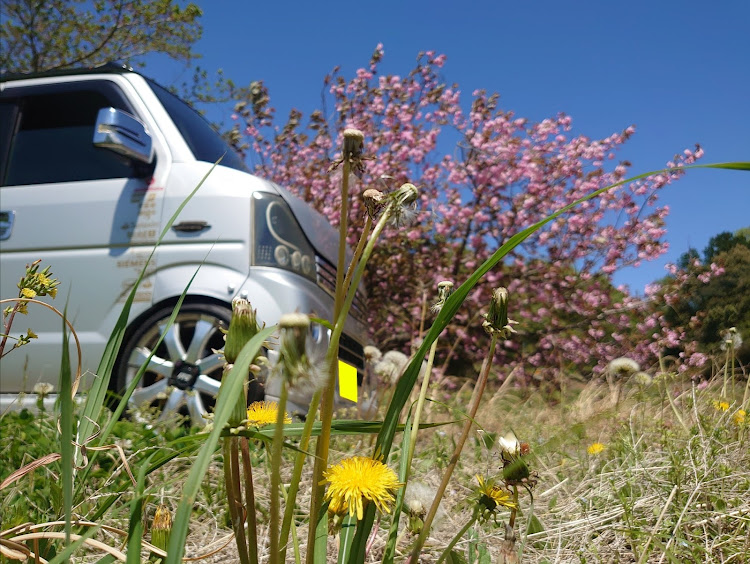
337, 513, 357, 564
126, 453, 155, 563
447, 549, 468, 564
527, 514, 545, 535
59, 301, 73, 546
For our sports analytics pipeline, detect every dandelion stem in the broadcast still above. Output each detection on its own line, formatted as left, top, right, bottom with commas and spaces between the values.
307, 204, 396, 562
0, 302, 21, 357
508, 486, 519, 528
269, 381, 289, 564
410, 332, 499, 562
435, 510, 479, 564
279, 387, 322, 562
659, 355, 690, 435
341, 215, 373, 306
406, 339, 438, 476
239, 439, 259, 564
333, 159, 351, 321
224, 438, 250, 564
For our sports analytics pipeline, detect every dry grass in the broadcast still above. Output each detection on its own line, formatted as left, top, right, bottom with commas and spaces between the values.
3, 371, 747, 563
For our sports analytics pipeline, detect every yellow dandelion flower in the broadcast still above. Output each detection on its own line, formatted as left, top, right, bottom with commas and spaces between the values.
20, 287, 36, 299
733, 409, 746, 426
475, 475, 516, 513
246, 401, 291, 427
322, 456, 401, 520
587, 442, 606, 455
712, 400, 730, 412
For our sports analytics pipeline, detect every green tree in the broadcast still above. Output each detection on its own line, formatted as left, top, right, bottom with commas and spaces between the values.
703, 229, 750, 262
664, 240, 750, 365
0, 0, 203, 74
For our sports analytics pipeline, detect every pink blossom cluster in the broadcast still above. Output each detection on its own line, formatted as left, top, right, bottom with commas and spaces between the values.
633, 260, 725, 372
228, 45, 706, 380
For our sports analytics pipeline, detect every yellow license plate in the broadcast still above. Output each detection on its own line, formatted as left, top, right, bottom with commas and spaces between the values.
338, 359, 358, 403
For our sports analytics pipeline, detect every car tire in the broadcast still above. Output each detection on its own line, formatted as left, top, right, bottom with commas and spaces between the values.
113, 301, 265, 427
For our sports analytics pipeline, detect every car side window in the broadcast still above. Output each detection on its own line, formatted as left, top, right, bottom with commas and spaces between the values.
3, 86, 138, 186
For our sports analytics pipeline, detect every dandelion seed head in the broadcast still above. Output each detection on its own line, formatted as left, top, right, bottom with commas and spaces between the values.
607, 357, 640, 377
374, 351, 409, 385
364, 345, 382, 364
33, 382, 54, 396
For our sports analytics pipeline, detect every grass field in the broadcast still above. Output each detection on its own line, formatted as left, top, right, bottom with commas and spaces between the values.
2, 365, 747, 563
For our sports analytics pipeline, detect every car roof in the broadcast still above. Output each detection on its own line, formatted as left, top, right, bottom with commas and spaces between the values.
0, 62, 137, 83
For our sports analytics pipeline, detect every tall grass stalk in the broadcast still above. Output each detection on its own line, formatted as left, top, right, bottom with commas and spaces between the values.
269, 379, 290, 564
308, 188, 405, 560
308, 134, 355, 561
409, 331, 500, 561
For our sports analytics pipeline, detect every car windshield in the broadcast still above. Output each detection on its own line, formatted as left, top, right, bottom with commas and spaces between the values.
147, 78, 247, 173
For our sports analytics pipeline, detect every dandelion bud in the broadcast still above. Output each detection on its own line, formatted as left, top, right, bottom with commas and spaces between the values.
224, 298, 260, 365
342, 128, 365, 159
393, 182, 418, 206
498, 432, 520, 461
150, 504, 172, 555
483, 287, 518, 337
363, 188, 385, 219
486, 287, 508, 329
278, 313, 311, 383
431, 280, 454, 314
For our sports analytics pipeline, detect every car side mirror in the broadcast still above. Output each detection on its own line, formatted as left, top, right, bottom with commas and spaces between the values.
93, 107, 154, 167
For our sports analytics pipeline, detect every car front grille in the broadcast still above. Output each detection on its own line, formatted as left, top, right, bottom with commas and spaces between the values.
339, 332, 366, 385
315, 254, 368, 323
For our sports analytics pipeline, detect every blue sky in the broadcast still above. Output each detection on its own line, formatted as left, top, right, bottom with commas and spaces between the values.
146, 0, 749, 293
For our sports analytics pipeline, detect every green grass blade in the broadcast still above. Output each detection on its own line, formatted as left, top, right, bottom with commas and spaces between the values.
164, 325, 276, 564
381, 404, 414, 564
337, 514, 357, 564
126, 453, 155, 564
59, 301, 73, 547
75, 161, 219, 467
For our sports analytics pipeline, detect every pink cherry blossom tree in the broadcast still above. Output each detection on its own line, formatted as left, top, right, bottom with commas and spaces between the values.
228, 44, 705, 380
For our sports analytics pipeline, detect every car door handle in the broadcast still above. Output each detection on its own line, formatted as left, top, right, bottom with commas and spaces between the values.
0, 210, 15, 240
172, 220, 210, 233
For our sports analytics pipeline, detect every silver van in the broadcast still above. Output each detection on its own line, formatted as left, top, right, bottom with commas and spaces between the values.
0, 65, 368, 423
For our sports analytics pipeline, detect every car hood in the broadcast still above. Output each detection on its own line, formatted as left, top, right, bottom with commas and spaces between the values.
269, 181, 352, 267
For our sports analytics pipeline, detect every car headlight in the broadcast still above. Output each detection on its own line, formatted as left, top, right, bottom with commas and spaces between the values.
252, 192, 317, 283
